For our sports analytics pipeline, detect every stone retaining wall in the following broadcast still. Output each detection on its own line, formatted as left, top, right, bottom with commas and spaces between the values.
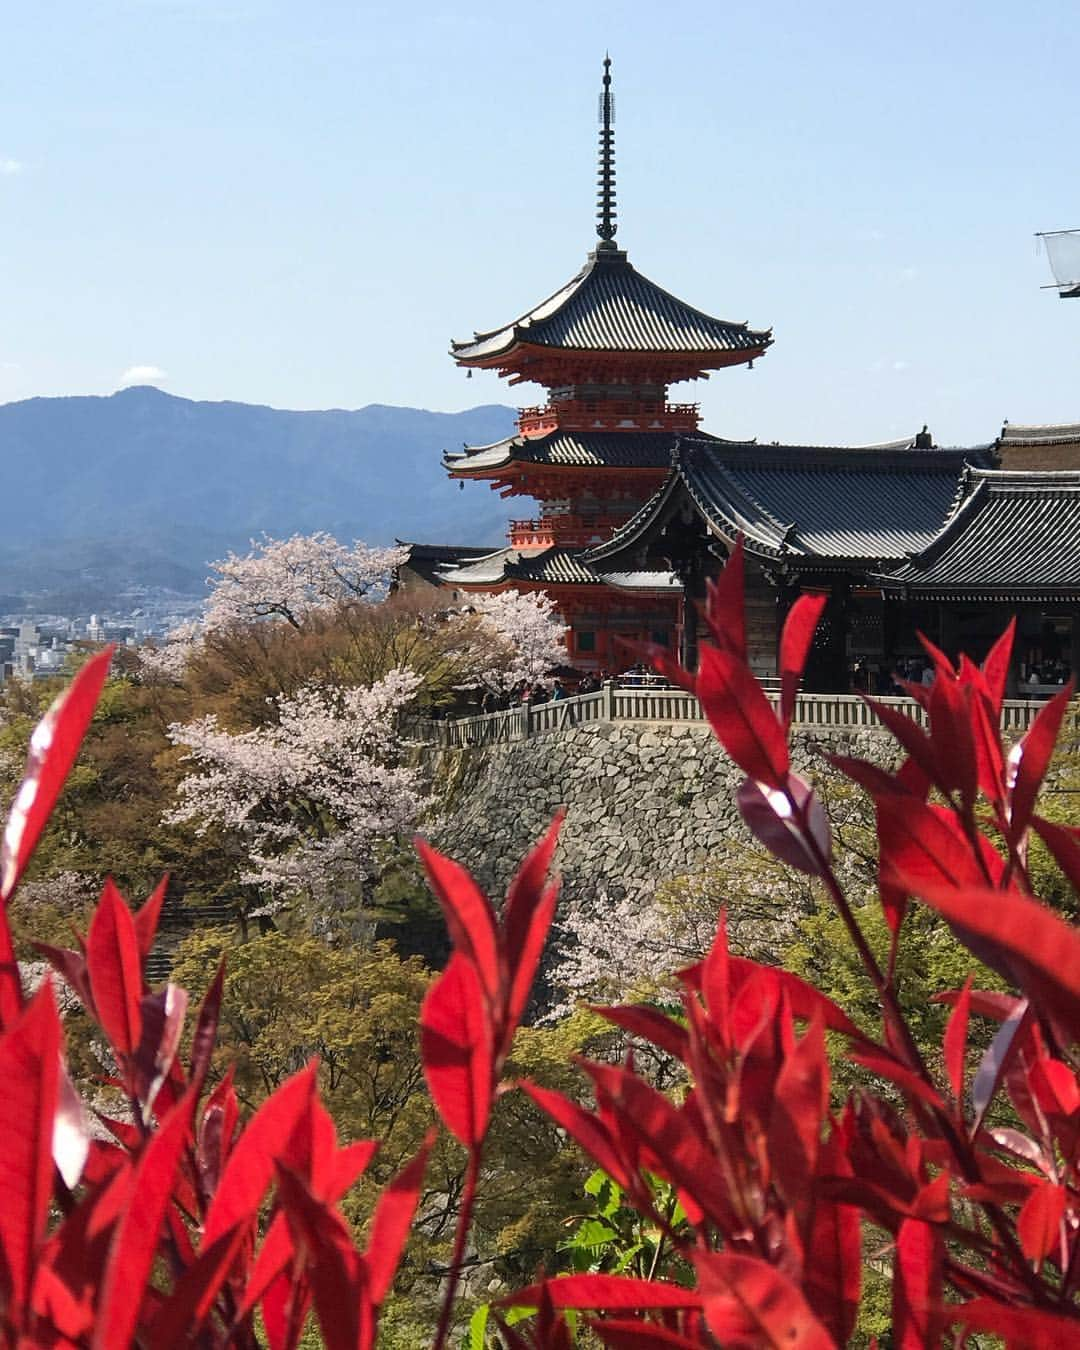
426, 719, 899, 910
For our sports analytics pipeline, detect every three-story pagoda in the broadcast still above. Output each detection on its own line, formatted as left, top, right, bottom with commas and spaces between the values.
439, 57, 772, 671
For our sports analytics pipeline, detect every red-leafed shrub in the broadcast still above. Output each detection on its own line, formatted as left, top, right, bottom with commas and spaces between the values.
3, 534, 1080, 1346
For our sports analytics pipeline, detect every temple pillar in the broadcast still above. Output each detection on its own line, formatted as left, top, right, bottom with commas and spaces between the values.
881, 592, 899, 692
681, 578, 701, 671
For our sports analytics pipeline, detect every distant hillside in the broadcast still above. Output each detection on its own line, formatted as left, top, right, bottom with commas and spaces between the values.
0, 387, 517, 611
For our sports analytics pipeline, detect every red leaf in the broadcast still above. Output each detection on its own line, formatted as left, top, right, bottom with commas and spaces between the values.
1008, 681, 1075, 842
415, 838, 501, 1004
189, 960, 225, 1095
33, 941, 95, 1014
262, 1268, 310, 1350
877, 799, 1001, 938
578, 1061, 737, 1232
695, 1252, 836, 1349
1018, 1180, 1067, 1265
93, 1087, 197, 1350
847, 1048, 946, 1110
696, 644, 789, 788
943, 974, 972, 1102
197, 1066, 239, 1200
502, 814, 563, 1049
519, 1082, 631, 1191
932, 987, 1021, 1022
702, 534, 746, 660
592, 1003, 691, 1065
737, 772, 831, 876
917, 629, 956, 679
912, 882, 1080, 1028
829, 753, 912, 800
419, 953, 493, 1145
966, 680, 1007, 809
0, 646, 113, 906
502, 1275, 700, 1311
980, 618, 1016, 716
891, 1218, 943, 1350
274, 1164, 371, 1350
767, 1014, 828, 1212
925, 670, 978, 807
362, 1131, 434, 1306
779, 593, 828, 728
0, 981, 61, 1324
132, 876, 168, 963
0, 914, 22, 1034
149, 1222, 247, 1350
861, 697, 940, 792
133, 983, 188, 1120
1031, 1055, 1080, 1120
804, 1139, 860, 1346
682, 956, 872, 1046
238, 1136, 377, 1324
950, 1297, 1080, 1342
1031, 814, 1080, 895
86, 879, 144, 1057
202, 1062, 317, 1246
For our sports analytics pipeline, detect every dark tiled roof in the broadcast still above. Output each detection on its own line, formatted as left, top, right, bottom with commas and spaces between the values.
508, 549, 602, 585
437, 547, 519, 586
450, 248, 772, 362
395, 542, 498, 587
444, 430, 697, 474
995, 421, 1080, 471
884, 470, 1080, 597
587, 437, 992, 566
438, 546, 602, 587
998, 421, 1080, 446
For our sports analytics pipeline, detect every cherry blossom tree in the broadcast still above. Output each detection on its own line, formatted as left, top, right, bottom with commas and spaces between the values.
202, 532, 406, 632
543, 890, 673, 1021
165, 667, 426, 920
470, 588, 567, 692
140, 533, 407, 681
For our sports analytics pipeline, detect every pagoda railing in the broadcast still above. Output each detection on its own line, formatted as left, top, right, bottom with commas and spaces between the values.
508, 514, 632, 548
517, 401, 700, 436
412, 688, 1066, 749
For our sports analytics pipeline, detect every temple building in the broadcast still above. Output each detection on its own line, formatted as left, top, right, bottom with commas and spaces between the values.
428, 56, 771, 672
405, 59, 1080, 694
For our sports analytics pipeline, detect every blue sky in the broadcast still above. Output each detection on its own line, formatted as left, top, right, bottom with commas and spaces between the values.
2, 0, 1078, 446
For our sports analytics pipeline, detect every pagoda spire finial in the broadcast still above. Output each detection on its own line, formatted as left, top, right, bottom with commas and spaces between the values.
596, 54, 617, 248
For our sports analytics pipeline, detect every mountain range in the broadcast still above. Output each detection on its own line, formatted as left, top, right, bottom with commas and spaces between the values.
0, 387, 517, 612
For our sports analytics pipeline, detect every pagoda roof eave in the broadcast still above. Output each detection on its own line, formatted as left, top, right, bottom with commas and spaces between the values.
451, 340, 770, 376
449, 247, 772, 365
444, 429, 708, 475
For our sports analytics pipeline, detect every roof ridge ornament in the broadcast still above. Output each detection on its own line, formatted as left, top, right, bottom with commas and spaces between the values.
596, 55, 617, 249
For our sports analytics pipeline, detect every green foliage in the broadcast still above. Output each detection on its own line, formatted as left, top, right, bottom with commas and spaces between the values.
171, 929, 433, 1166
559, 1169, 692, 1285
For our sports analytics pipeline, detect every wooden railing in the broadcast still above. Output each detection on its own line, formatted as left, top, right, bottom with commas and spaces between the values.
515, 400, 702, 436
411, 687, 1067, 749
